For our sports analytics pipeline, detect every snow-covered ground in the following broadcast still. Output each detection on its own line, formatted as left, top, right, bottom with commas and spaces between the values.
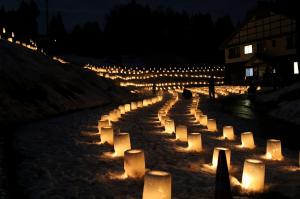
257, 82, 300, 125
14, 93, 300, 199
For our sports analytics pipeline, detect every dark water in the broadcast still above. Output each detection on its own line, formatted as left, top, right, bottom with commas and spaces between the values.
219, 95, 300, 150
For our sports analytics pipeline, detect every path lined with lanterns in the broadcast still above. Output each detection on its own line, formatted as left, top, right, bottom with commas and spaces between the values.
14, 91, 300, 198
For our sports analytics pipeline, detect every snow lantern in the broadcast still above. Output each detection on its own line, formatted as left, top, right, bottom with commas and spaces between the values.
199, 115, 208, 126
98, 119, 110, 133
212, 147, 231, 169
165, 119, 175, 134
266, 139, 283, 160
176, 125, 188, 141
143, 170, 172, 199
124, 149, 145, 178
119, 105, 126, 115
223, 126, 235, 140
242, 159, 265, 192
137, 101, 143, 108
143, 99, 149, 107
125, 104, 131, 112
207, 119, 217, 132
114, 133, 131, 157
101, 127, 114, 145
241, 132, 255, 149
131, 102, 137, 110
187, 133, 202, 152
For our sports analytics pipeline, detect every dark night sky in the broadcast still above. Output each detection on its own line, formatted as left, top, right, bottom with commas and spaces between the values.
0, 0, 261, 32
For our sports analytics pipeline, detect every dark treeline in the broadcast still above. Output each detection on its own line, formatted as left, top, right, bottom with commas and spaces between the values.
1, 0, 298, 64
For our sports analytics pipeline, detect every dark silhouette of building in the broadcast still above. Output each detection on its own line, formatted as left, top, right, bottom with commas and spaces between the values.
222, 3, 298, 85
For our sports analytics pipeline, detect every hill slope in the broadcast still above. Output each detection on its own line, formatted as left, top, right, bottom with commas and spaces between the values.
0, 40, 132, 125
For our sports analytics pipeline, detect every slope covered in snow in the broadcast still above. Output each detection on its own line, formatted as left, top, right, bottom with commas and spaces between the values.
0, 40, 132, 125
256, 82, 300, 125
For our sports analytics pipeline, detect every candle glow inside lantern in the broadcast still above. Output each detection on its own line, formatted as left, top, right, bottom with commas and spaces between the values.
98, 119, 111, 133
266, 139, 283, 160
212, 147, 231, 169
207, 119, 217, 132
137, 101, 143, 108
109, 110, 119, 122
125, 104, 131, 112
199, 115, 208, 126
165, 119, 175, 134
119, 105, 125, 114
161, 116, 169, 126
176, 125, 188, 141
114, 133, 131, 157
187, 133, 202, 152
124, 149, 145, 178
143, 170, 172, 199
242, 159, 265, 192
143, 99, 149, 107
223, 126, 235, 140
101, 127, 114, 145
131, 102, 137, 110
241, 132, 255, 149
194, 110, 202, 121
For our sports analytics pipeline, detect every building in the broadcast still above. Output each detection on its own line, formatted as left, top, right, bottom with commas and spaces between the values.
222, 6, 298, 85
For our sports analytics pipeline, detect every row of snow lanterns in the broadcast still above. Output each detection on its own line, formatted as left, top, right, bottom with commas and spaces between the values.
98, 94, 173, 199
189, 96, 286, 193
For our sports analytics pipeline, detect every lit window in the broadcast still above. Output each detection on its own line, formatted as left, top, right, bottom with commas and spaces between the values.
244, 45, 253, 54
294, 62, 299, 74
246, 68, 253, 77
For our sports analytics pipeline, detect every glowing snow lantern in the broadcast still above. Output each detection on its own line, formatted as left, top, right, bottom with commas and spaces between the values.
199, 115, 208, 126
175, 125, 188, 141
143, 170, 172, 199
161, 115, 169, 126
212, 147, 231, 169
2, 27, 5, 34
266, 139, 283, 160
119, 105, 125, 114
101, 127, 114, 145
109, 110, 119, 122
98, 119, 110, 132
223, 126, 235, 140
207, 119, 217, 132
125, 104, 131, 112
137, 101, 143, 108
165, 119, 175, 134
124, 149, 145, 178
241, 132, 255, 149
187, 133, 202, 152
242, 159, 265, 192
114, 133, 131, 157
143, 99, 149, 106
131, 102, 137, 110
194, 110, 202, 121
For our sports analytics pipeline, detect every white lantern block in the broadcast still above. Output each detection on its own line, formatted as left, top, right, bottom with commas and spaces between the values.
223, 126, 235, 140
131, 102, 137, 110
212, 147, 231, 169
187, 133, 202, 152
151, 98, 156, 104
266, 139, 283, 160
143, 99, 148, 106
143, 170, 172, 199
190, 107, 196, 115
207, 119, 217, 132
125, 104, 131, 112
199, 115, 208, 126
124, 149, 145, 178
101, 114, 110, 123
98, 119, 110, 133
165, 119, 175, 134
101, 127, 114, 145
242, 159, 265, 192
109, 110, 119, 122
161, 116, 169, 126
194, 110, 202, 121
137, 101, 143, 108
114, 133, 131, 157
119, 105, 125, 114
176, 125, 188, 141
158, 110, 167, 121
241, 132, 255, 149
